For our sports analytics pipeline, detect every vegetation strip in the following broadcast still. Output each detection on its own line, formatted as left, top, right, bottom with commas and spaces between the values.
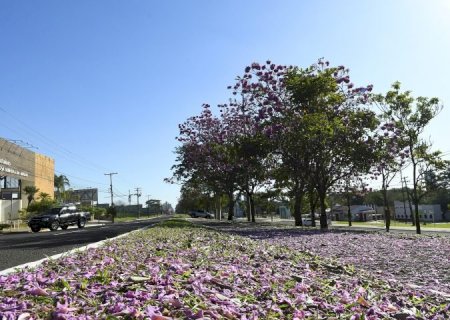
0, 218, 449, 319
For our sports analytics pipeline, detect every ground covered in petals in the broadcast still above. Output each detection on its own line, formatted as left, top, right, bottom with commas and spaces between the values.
1, 219, 449, 319
212, 223, 450, 295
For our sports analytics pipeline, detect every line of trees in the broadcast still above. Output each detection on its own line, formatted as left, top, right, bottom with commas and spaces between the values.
168, 59, 448, 233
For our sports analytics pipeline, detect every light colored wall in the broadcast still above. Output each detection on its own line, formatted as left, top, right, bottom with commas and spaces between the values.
34, 153, 54, 199
0, 199, 21, 222
394, 201, 443, 222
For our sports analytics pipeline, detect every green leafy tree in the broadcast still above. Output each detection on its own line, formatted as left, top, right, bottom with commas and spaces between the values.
383, 82, 445, 234
285, 61, 378, 229
23, 185, 39, 206
54, 174, 70, 203
370, 104, 409, 231
38, 192, 50, 201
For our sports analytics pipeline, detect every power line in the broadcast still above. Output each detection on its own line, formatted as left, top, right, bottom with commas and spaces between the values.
0, 107, 113, 174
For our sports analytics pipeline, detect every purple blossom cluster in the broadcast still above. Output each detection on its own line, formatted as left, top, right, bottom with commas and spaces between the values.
1, 222, 449, 319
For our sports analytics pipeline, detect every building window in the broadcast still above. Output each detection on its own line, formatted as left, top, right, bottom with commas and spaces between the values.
1, 176, 19, 189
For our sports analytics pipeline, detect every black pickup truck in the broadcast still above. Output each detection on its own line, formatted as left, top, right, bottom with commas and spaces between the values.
28, 205, 90, 233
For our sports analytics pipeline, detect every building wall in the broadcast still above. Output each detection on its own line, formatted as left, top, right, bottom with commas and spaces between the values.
394, 201, 443, 222
0, 138, 54, 217
34, 153, 54, 198
0, 199, 21, 222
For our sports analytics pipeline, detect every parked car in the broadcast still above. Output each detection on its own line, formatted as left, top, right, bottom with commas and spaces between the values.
189, 210, 213, 219
301, 217, 332, 227
28, 205, 90, 233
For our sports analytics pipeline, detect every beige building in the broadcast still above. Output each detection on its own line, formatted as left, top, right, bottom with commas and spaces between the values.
0, 138, 54, 222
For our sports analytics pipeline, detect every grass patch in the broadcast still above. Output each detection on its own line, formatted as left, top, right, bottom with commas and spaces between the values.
157, 217, 199, 229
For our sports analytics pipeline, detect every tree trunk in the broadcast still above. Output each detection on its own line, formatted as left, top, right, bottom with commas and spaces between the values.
293, 190, 303, 226
346, 189, 352, 227
227, 190, 234, 221
381, 188, 390, 232
309, 193, 317, 227
219, 197, 222, 221
412, 159, 421, 234
319, 191, 328, 230
414, 200, 421, 234
250, 194, 256, 223
246, 193, 251, 222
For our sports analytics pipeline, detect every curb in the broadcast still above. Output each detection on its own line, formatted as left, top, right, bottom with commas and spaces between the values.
0, 225, 150, 276
0, 222, 107, 235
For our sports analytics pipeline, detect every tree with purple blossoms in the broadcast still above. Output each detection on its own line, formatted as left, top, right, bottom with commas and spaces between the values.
218, 95, 271, 222
170, 104, 240, 220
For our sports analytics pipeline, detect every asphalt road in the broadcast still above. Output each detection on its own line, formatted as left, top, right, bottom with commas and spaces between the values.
0, 217, 168, 271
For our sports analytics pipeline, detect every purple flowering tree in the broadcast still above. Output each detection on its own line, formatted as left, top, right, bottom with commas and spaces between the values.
171, 104, 241, 220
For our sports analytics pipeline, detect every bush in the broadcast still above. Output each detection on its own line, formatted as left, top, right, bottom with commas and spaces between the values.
0, 223, 10, 230
19, 209, 32, 221
107, 206, 117, 223
27, 199, 55, 215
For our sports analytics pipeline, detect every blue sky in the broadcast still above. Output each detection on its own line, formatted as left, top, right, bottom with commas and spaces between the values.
1, 0, 449, 206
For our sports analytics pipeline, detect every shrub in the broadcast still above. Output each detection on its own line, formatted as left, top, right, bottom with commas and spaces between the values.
26, 199, 55, 215
107, 206, 117, 222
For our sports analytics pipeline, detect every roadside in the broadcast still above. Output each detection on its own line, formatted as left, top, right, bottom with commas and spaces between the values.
0, 216, 161, 235
0, 216, 169, 272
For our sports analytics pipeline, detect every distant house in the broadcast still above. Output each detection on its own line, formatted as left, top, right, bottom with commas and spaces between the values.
332, 205, 381, 221
394, 201, 443, 222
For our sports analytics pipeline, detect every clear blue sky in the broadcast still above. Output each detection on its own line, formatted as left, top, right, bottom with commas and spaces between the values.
1, 0, 449, 206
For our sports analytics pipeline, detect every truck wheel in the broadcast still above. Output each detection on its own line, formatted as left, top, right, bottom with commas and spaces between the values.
78, 218, 86, 228
49, 221, 60, 231
31, 226, 41, 233
61, 225, 69, 230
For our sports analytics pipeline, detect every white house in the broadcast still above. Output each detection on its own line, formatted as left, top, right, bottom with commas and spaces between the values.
394, 201, 443, 222
332, 205, 380, 221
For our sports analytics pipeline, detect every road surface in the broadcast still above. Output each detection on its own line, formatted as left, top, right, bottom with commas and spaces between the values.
0, 217, 167, 271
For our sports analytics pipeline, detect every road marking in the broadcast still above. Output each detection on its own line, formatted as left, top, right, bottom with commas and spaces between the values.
52, 230, 81, 236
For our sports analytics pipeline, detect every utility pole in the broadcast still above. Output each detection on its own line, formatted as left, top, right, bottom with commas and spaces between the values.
134, 187, 142, 219
128, 190, 132, 206
104, 173, 118, 206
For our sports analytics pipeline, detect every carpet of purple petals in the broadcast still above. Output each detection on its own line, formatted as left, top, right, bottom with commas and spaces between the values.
0, 219, 449, 319
220, 225, 450, 295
